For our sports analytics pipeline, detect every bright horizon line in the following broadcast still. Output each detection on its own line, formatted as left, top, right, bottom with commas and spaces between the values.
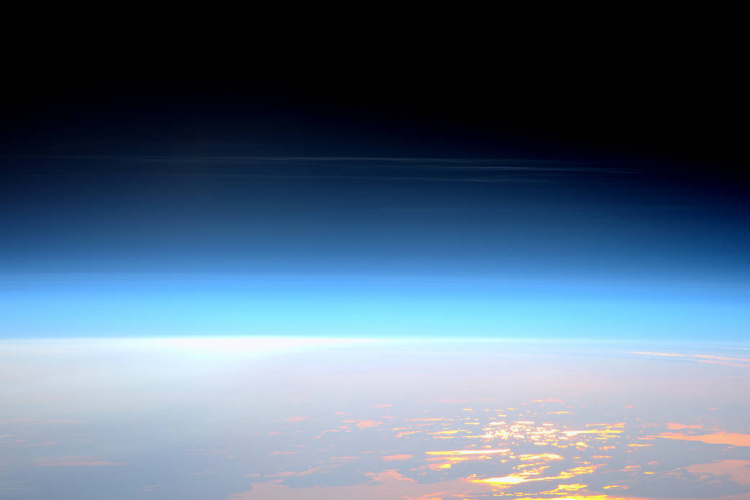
2, 336, 748, 347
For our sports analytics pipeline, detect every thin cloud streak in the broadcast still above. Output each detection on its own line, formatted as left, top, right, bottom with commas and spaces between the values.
632, 351, 750, 368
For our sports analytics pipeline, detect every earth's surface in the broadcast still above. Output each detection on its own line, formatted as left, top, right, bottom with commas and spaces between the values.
2, 338, 749, 500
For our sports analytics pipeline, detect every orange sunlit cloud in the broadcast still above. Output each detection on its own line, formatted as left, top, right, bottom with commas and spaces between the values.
356, 420, 382, 429
656, 432, 750, 447
472, 463, 605, 488
687, 460, 750, 486
228, 468, 646, 500
666, 423, 702, 430
227, 469, 497, 500
426, 448, 510, 456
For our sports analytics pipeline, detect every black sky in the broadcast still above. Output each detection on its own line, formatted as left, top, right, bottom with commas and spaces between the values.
1, 34, 749, 283
2, 36, 748, 167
